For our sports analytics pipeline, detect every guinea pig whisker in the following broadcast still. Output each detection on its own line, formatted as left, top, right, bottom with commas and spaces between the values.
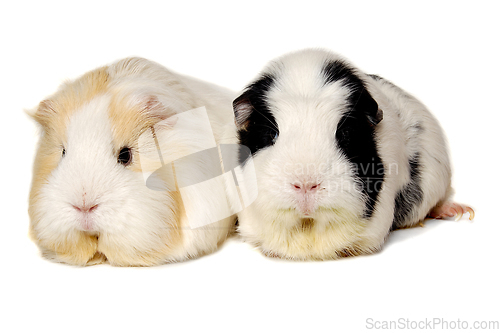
336, 112, 356, 128
252, 108, 279, 131
261, 124, 279, 132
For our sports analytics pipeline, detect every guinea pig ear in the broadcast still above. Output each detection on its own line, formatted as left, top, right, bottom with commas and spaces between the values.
233, 92, 253, 130
358, 89, 383, 125
28, 100, 57, 127
138, 95, 177, 128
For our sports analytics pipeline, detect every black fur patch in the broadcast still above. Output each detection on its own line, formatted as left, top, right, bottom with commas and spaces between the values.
324, 61, 382, 126
392, 153, 424, 229
233, 74, 278, 165
323, 60, 385, 218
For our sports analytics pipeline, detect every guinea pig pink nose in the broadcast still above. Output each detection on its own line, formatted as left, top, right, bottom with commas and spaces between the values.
72, 204, 99, 213
291, 182, 321, 194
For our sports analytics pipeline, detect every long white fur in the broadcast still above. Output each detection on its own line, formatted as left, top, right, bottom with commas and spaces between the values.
233, 49, 451, 259
30, 58, 238, 266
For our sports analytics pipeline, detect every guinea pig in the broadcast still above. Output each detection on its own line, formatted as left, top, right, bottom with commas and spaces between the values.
231, 49, 474, 260
28, 57, 237, 266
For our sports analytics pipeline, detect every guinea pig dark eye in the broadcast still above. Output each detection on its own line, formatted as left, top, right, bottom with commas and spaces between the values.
336, 127, 353, 146
262, 128, 279, 146
61, 147, 66, 157
271, 130, 279, 144
118, 147, 132, 166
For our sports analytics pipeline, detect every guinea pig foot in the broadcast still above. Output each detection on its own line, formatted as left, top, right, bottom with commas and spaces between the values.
263, 251, 283, 259
428, 202, 475, 221
86, 251, 107, 266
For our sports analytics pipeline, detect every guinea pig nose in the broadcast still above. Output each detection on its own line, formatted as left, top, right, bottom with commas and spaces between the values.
72, 204, 99, 213
291, 182, 321, 193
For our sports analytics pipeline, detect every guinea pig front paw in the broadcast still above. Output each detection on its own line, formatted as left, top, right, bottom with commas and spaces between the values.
86, 252, 107, 266
262, 250, 285, 259
428, 202, 475, 221
39, 234, 100, 266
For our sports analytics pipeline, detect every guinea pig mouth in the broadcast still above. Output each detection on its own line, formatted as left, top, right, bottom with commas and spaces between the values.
76, 213, 99, 233
296, 206, 317, 218
81, 230, 99, 237
294, 196, 319, 216
299, 212, 315, 219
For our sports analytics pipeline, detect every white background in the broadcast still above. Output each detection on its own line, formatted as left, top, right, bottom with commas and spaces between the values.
2, 1, 499, 332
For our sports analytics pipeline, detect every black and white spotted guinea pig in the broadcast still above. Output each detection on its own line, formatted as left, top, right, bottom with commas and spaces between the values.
232, 49, 474, 260
28, 57, 237, 266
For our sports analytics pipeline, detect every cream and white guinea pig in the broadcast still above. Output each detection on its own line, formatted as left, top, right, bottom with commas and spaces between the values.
232, 49, 474, 260
28, 57, 237, 266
